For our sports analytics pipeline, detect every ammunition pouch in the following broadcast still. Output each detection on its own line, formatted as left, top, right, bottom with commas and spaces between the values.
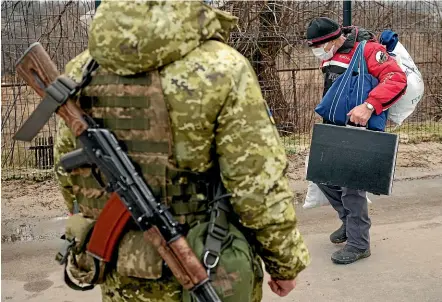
57, 214, 103, 291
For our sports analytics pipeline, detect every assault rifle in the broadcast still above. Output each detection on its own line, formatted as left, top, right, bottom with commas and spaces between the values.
13, 42, 221, 302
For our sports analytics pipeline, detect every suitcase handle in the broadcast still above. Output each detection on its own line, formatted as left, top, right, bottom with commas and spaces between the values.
345, 116, 368, 130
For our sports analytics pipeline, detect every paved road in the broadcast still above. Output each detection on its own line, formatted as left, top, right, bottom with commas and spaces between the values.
2, 177, 442, 302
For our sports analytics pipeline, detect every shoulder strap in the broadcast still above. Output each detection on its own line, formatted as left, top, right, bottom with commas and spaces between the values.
78, 59, 100, 92
202, 182, 232, 279
351, 41, 366, 74
327, 42, 364, 123
354, 40, 372, 106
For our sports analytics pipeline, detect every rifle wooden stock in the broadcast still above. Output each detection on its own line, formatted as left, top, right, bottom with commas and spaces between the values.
15, 42, 89, 136
56, 92, 90, 137
16, 42, 59, 98
15, 43, 212, 296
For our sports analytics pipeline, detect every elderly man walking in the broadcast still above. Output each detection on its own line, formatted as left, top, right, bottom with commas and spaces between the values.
306, 17, 407, 265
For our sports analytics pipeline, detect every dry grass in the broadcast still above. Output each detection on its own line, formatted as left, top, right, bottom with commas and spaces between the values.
390, 121, 442, 143
282, 121, 442, 155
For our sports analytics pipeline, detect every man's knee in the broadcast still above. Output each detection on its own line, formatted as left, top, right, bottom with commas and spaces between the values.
316, 183, 341, 190
342, 188, 367, 199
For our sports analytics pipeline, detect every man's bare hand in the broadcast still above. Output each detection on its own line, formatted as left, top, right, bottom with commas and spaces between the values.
268, 278, 296, 297
347, 103, 373, 126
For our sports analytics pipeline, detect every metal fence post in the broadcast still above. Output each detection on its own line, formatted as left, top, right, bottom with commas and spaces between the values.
343, 0, 352, 26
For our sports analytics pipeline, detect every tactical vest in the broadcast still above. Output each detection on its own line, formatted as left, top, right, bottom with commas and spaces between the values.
73, 68, 211, 225
59, 66, 262, 301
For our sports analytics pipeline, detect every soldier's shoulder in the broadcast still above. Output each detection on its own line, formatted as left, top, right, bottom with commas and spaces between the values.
199, 40, 246, 59
65, 50, 92, 82
200, 40, 251, 70
175, 40, 253, 80
160, 40, 254, 108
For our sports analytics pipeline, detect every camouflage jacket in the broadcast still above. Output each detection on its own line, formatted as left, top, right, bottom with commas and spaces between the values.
54, 0, 310, 281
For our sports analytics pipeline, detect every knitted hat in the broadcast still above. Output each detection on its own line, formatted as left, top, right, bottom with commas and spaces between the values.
306, 17, 342, 47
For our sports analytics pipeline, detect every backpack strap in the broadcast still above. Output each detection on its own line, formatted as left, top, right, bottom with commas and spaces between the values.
328, 42, 365, 123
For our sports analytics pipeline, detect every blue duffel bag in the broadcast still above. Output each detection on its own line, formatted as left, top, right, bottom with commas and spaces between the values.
315, 40, 388, 131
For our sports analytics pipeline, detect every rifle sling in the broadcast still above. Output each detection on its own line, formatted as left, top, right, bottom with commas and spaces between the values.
202, 184, 232, 278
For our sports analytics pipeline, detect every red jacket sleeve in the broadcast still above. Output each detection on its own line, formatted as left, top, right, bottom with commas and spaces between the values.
363, 42, 408, 115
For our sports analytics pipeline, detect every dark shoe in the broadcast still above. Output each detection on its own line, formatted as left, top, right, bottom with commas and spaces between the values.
330, 224, 347, 244
331, 245, 371, 265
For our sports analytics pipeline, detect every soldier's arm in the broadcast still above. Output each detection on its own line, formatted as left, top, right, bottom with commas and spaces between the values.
215, 58, 310, 280
53, 118, 77, 214
53, 50, 91, 214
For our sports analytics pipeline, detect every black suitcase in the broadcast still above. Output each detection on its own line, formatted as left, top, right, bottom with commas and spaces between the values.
306, 123, 399, 195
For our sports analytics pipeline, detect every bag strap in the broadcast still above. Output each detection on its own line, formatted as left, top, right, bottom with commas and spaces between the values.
202, 182, 232, 279
354, 41, 367, 107
329, 42, 364, 123
352, 41, 367, 74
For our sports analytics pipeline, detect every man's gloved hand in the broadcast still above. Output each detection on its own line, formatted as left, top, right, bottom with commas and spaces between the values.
347, 103, 374, 126
268, 278, 296, 297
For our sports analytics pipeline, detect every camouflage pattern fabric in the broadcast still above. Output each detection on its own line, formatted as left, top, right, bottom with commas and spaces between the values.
88, 1, 233, 76
116, 230, 163, 280
54, 0, 310, 300
54, 119, 78, 214
100, 271, 182, 302
99, 270, 263, 302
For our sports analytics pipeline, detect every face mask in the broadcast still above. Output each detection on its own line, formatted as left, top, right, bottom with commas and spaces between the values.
312, 42, 335, 61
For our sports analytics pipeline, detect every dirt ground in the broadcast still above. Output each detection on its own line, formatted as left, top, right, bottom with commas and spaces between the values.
1, 179, 68, 243
1, 179, 68, 222
2, 142, 442, 223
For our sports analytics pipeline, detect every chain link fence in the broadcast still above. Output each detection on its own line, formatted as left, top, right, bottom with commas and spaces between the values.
2, 1, 441, 179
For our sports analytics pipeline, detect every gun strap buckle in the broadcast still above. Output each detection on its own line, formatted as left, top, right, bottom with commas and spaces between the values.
45, 76, 77, 107
55, 234, 76, 265
202, 183, 232, 278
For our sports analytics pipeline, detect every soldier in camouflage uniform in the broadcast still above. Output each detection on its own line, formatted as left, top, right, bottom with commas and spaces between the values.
54, 1, 310, 301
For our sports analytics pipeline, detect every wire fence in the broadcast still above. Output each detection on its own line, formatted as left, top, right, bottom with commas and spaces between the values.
1, 1, 441, 179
